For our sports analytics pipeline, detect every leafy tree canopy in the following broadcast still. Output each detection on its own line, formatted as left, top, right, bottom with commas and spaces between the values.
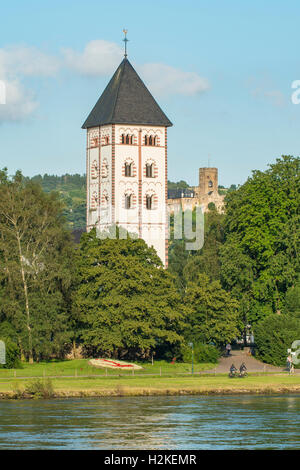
220, 155, 300, 321
74, 229, 187, 360
183, 273, 241, 346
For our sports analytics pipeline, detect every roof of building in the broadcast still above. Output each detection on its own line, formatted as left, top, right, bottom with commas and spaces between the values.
82, 58, 172, 129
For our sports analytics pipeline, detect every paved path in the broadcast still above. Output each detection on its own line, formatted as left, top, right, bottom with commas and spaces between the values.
203, 349, 298, 374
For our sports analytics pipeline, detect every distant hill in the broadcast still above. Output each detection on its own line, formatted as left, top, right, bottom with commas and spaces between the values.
28, 174, 86, 230
27, 174, 234, 231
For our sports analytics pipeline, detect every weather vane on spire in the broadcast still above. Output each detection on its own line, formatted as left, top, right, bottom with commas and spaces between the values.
123, 29, 129, 58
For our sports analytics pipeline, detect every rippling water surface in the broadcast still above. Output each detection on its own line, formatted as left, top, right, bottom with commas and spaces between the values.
0, 395, 299, 449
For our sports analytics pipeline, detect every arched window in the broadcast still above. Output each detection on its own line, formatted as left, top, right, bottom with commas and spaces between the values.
125, 194, 132, 209
102, 191, 109, 207
146, 195, 152, 210
91, 191, 98, 210
208, 180, 213, 188
146, 163, 153, 178
91, 160, 98, 179
122, 134, 134, 144
104, 136, 109, 145
102, 159, 108, 178
145, 135, 157, 146
125, 162, 132, 177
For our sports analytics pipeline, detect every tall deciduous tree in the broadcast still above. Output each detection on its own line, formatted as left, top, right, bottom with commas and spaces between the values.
183, 274, 241, 346
74, 229, 186, 359
220, 156, 300, 323
0, 169, 74, 362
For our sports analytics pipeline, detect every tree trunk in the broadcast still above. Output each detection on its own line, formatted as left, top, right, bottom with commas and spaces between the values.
16, 233, 33, 363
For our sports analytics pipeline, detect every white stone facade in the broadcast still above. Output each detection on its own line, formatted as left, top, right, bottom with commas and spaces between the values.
86, 124, 168, 266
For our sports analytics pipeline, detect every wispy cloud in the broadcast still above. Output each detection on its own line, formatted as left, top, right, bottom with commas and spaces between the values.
0, 79, 38, 122
0, 45, 60, 77
61, 40, 210, 96
138, 63, 209, 97
61, 40, 123, 77
0, 39, 210, 123
0, 45, 59, 122
248, 76, 285, 107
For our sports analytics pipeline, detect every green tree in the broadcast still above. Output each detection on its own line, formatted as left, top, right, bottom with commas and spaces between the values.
74, 229, 187, 360
183, 274, 241, 346
284, 275, 300, 318
254, 314, 300, 366
0, 169, 74, 362
220, 156, 300, 322
183, 209, 225, 284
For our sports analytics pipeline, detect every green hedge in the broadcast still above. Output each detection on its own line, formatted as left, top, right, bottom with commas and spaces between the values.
254, 314, 300, 367
181, 343, 220, 364
0, 338, 22, 369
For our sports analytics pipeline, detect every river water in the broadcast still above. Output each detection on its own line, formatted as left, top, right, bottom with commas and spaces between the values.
0, 395, 299, 449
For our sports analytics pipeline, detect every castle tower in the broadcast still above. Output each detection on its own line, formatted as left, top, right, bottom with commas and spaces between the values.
82, 54, 172, 267
198, 167, 218, 196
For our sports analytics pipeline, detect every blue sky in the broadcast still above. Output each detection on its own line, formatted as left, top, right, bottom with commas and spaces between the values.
0, 0, 300, 187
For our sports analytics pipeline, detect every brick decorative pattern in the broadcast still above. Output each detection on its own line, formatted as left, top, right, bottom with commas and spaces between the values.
165, 127, 168, 268
111, 125, 115, 223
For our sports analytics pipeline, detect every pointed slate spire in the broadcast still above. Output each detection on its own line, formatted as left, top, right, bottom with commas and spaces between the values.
82, 58, 172, 129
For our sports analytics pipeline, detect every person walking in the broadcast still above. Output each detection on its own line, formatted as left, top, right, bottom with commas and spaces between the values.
226, 343, 231, 357
287, 354, 292, 374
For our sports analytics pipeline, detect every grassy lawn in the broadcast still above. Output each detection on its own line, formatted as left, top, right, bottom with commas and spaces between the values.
0, 359, 216, 379
0, 360, 300, 397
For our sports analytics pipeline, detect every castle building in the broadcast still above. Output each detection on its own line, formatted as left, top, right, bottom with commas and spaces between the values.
82, 52, 172, 267
167, 167, 225, 214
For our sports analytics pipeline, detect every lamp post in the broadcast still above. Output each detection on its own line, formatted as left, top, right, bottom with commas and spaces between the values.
188, 342, 194, 375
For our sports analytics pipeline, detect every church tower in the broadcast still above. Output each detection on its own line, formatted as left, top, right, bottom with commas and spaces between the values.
82, 38, 172, 266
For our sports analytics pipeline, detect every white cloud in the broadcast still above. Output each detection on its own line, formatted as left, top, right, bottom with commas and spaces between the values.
0, 45, 59, 122
0, 78, 38, 122
248, 76, 285, 107
62, 40, 123, 76
0, 45, 60, 77
138, 63, 210, 97
252, 88, 285, 107
61, 40, 209, 97
0, 39, 210, 123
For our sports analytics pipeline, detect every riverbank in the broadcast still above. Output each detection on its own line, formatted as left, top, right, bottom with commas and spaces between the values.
1, 374, 300, 399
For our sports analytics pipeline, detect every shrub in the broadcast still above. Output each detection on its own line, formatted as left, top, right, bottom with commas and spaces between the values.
254, 314, 300, 367
0, 338, 22, 369
24, 379, 54, 399
181, 343, 220, 364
